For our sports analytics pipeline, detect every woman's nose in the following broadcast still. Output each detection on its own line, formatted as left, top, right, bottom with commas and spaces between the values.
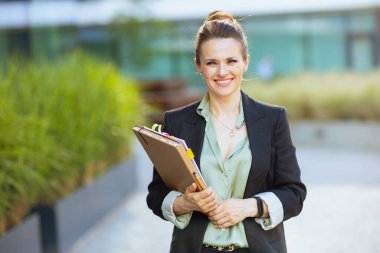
217, 63, 227, 76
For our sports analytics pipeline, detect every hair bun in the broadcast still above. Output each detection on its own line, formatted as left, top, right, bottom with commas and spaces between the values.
206, 10, 235, 23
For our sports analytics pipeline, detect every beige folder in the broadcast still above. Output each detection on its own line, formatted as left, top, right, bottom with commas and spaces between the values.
133, 125, 207, 193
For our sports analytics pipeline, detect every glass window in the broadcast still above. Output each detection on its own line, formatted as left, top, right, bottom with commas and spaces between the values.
351, 36, 373, 72
250, 33, 304, 75
30, 26, 76, 60
309, 33, 346, 71
347, 10, 376, 33
0, 31, 7, 66
307, 14, 346, 71
77, 28, 113, 60
243, 15, 305, 35
8, 29, 31, 57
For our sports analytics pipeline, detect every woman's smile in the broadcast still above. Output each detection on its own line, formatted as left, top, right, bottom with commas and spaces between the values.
214, 78, 233, 86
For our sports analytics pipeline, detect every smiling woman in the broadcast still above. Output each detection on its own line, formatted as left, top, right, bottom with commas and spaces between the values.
146, 10, 306, 253
195, 38, 248, 100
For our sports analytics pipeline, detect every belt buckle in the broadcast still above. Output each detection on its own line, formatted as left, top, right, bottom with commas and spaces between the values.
225, 245, 235, 251
204, 244, 235, 252
217, 245, 235, 251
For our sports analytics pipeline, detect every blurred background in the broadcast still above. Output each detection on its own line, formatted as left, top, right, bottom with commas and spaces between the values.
0, 0, 379, 253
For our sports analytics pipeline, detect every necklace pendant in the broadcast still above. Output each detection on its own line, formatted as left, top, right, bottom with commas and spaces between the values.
229, 130, 234, 137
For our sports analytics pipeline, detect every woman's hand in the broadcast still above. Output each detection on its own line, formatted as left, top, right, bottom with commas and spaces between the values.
173, 183, 219, 215
208, 198, 257, 228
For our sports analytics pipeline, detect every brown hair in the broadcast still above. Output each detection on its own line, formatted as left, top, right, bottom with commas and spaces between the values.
194, 10, 249, 65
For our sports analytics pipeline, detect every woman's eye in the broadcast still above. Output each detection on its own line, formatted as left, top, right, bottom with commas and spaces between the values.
206, 62, 216, 65
228, 59, 238, 64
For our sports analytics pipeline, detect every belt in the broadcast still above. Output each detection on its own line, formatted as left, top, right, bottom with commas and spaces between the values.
202, 244, 249, 252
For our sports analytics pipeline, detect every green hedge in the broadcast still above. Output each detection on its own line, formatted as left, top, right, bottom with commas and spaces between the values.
242, 71, 380, 121
0, 52, 143, 234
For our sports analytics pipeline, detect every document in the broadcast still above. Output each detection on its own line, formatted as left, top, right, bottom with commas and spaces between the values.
133, 125, 207, 193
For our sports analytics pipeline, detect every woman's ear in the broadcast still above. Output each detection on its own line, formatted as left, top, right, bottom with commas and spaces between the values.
194, 57, 202, 74
244, 55, 250, 72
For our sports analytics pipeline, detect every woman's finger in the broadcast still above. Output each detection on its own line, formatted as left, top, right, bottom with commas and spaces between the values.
200, 198, 219, 212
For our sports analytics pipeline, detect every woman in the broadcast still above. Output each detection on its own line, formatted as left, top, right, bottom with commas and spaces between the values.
147, 10, 306, 253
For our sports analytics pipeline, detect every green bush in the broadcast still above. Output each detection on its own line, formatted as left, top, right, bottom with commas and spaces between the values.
242, 71, 380, 121
0, 52, 143, 234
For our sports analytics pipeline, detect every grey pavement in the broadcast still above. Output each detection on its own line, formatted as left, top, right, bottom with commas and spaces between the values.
69, 125, 380, 253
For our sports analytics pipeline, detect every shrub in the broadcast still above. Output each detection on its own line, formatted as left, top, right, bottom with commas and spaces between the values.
0, 52, 143, 234
242, 71, 380, 121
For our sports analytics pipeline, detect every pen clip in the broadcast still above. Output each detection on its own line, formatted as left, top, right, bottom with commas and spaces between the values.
151, 123, 162, 133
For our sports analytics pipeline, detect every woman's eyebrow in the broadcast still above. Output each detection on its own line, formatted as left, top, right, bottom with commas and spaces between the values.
205, 56, 237, 61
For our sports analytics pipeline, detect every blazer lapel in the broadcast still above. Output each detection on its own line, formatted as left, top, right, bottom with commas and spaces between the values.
241, 92, 271, 197
180, 109, 206, 170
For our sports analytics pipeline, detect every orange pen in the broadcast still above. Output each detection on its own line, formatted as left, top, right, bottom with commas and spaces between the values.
193, 172, 207, 191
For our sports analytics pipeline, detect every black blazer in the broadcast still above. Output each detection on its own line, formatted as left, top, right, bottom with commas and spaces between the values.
147, 91, 306, 253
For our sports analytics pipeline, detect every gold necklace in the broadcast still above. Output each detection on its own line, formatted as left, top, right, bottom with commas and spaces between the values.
210, 110, 236, 137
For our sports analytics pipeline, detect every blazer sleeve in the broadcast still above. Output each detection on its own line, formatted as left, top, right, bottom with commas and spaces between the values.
270, 108, 307, 221
146, 112, 174, 220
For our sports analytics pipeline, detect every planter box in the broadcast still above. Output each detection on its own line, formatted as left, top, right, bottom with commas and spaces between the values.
0, 213, 42, 253
33, 156, 137, 253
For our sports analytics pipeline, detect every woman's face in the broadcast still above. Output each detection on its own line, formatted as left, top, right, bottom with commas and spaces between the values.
196, 38, 249, 98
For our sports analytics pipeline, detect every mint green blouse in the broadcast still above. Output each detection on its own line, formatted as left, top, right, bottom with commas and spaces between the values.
197, 93, 251, 247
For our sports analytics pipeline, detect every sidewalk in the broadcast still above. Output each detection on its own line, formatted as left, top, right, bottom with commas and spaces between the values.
69, 144, 380, 253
